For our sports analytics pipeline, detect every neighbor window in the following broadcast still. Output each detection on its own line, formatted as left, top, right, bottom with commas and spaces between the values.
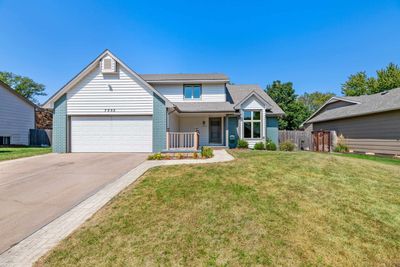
243, 111, 261, 139
183, 85, 202, 99
0, 136, 10, 145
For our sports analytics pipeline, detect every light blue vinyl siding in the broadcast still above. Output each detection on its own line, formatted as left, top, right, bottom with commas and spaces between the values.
266, 117, 279, 147
52, 94, 67, 153
152, 94, 167, 152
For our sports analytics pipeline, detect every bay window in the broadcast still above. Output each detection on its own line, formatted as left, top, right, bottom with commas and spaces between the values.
243, 110, 261, 139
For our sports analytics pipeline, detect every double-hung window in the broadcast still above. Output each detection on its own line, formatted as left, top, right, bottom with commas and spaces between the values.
183, 85, 201, 100
243, 111, 261, 139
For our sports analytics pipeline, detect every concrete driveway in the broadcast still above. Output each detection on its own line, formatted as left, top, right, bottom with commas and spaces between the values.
0, 153, 148, 254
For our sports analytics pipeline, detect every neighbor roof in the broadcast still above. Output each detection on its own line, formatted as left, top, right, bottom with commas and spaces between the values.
226, 84, 285, 115
0, 80, 37, 108
305, 88, 400, 124
140, 73, 229, 83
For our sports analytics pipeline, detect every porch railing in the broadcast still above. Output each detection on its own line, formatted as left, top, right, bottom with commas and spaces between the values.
166, 129, 199, 151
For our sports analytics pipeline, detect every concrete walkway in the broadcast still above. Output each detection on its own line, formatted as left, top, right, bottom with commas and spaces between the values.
0, 150, 234, 267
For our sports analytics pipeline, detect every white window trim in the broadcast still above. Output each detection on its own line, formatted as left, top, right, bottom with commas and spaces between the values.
242, 110, 262, 139
239, 109, 266, 140
183, 84, 202, 101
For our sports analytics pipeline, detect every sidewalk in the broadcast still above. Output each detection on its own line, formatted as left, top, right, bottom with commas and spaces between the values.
0, 150, 234, 267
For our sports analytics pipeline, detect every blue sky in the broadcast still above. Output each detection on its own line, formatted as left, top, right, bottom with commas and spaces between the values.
1, 0, 399, 104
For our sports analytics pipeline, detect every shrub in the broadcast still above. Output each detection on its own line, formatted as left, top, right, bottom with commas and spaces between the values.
253, 142, 265, 150
265, 139, 277, 151
237, 139, 249, 149
334, 134, 349, 153
334, 143, 349, 153
176, 153, 184, 159
201, 146, 214, 158
147, 153, 164, 160
193, 152, 199, 159
280, 141, 295, 151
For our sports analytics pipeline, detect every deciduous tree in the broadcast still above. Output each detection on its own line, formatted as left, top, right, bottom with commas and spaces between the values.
0, 71, 46, 104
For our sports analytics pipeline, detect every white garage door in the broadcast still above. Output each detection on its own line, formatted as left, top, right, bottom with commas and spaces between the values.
71, 116, 152, 152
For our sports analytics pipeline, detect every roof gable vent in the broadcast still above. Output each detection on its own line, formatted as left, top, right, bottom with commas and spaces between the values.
101, 56, 117, 73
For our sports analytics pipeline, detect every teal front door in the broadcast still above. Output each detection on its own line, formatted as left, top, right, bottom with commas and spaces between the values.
228, 117, 238, 148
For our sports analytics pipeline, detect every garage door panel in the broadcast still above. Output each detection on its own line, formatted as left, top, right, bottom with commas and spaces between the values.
71, 116, 152, 152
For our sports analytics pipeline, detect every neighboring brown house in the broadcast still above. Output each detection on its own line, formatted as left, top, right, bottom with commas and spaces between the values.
302, 88, 400, 155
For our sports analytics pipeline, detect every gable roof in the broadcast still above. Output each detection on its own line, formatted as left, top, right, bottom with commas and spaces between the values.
0, 80, 37, 108
304, 88, 400, 124
42, 50, 172, 109
227, 84, 285, 115
233, 91, 270, 109
140, 73, 229, 83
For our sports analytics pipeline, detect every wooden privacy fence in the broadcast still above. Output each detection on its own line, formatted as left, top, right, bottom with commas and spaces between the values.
29, 129, 52, 146
312, 130, 332, 152
166, 129, 199, 151
279, 130, 312, 151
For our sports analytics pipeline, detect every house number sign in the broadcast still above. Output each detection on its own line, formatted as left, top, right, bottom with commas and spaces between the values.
104, 109, 116, 112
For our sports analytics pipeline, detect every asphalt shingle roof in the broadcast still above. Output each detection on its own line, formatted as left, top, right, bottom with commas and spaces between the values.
140, 73, 229, 82
174, 102, 235, 113
172, 84, 284, 114
226, 84, 285, 115
306, 88, 400, 123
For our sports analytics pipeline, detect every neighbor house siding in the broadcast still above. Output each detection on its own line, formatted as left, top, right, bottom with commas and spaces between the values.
52, 94, 68, 153
152, 94, 166, 152
153, 83, 226, 102
313, 110, 400, 154
0, 84, 35, 145
67, 65, 153, 115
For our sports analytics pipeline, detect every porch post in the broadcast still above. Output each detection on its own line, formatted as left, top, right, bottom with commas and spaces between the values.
194, 128, 199, 150
166, 128, 170, 151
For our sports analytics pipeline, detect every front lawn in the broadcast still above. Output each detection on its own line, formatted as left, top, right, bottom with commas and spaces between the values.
0, 147, 51, 161
37, 151, 400, 266
333, 152, 400, 165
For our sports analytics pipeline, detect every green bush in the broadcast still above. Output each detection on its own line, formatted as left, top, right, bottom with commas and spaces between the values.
334, 143, 349, 153
253, 142, 265, 150
334, 134, 349, 153
147, 153, 164, 160
237, 139, 249, 149
201, 146, 214, 158
280, 141, 295, 151
265, 139, 277, 151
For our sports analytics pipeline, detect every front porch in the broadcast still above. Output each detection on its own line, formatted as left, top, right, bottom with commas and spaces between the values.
164, 112, 238, 152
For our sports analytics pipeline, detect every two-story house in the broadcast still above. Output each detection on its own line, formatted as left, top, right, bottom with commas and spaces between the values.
43, 50, 284, 153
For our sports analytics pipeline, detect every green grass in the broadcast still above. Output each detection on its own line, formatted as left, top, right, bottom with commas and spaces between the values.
333, 152, 400, 165
36, 151, 400, 266
0, 147, 51, 161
